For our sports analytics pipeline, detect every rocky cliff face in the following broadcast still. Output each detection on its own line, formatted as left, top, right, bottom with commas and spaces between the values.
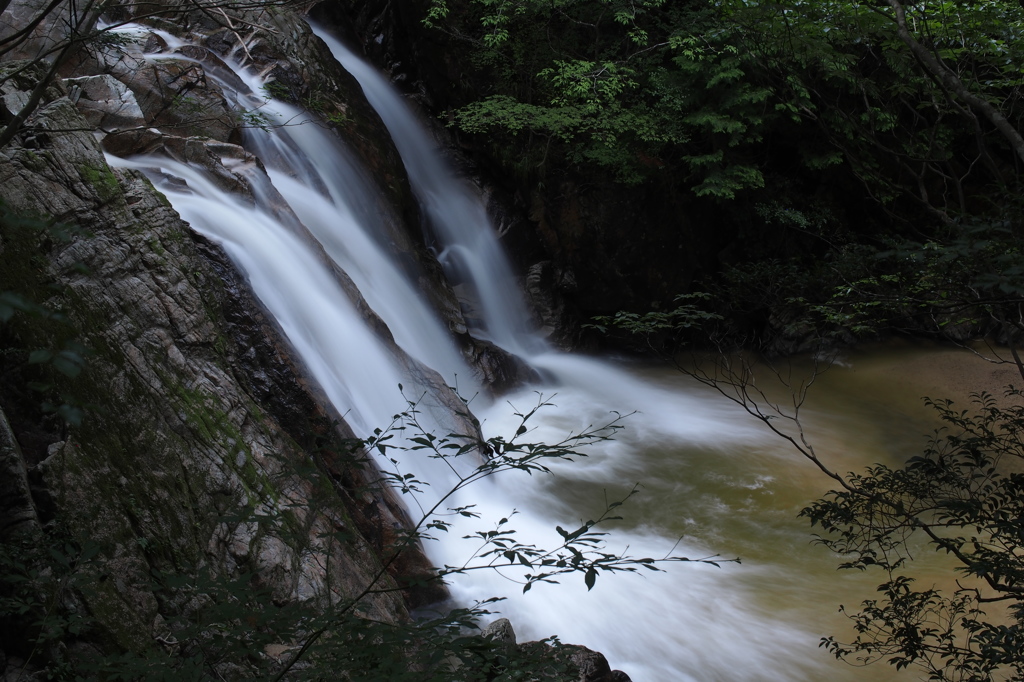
0, 53, 425, 671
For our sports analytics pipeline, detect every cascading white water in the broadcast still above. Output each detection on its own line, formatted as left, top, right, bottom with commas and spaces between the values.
315, 30, 544, 358
106, 29, 478, 493
108, 153, 412, 436
225, 56, 473, 391
104, 23, 896, 680
120, 25, 474, 397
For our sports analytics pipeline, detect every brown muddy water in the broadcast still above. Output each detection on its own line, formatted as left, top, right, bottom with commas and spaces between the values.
468, 340, 1018, 681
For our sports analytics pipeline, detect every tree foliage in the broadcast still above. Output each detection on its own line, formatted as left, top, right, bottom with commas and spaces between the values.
774, 221, 1024, 346
805, 388, 1024, 680
425, 0, 779, 191
424, 0, 1024, 217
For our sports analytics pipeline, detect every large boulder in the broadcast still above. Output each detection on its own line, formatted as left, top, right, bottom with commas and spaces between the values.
481, 618, 634, 682
64, 74, 146, 130
119, 56, 237, 141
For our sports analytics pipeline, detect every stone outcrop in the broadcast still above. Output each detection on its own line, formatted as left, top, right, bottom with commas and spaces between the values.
65, 74, 147, 130
0, 56, 416, 670
526, 260, 581, 350
481, 618, 634, 682
0, 408, 37, 539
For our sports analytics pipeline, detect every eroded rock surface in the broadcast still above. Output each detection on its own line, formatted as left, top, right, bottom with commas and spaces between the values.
0, 55, 412, 661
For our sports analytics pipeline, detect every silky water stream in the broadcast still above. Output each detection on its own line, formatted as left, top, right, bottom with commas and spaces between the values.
104, 24, 979, 680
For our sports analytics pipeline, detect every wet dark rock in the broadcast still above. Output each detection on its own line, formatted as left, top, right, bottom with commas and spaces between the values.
0, 60, 65, 122
564, 646, 624, 682
516, 641, 633, 682
161, 136, 263, 195
526, 260, 580, 350
460, 336, 538, 394
482, 617, 517, 644
100, 126, 163, 156
0, 406, 38, 539
0, 0, 76, 60
120, 57, 237, 141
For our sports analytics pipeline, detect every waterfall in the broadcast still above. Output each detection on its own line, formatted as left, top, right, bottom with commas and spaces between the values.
316, 31, 543, 358
106, 24, 853, 681
107, 27, 477, 487
312, 27, 841, 682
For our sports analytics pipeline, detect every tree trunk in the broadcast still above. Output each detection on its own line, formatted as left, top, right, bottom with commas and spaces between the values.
886, 0, 1024, 165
